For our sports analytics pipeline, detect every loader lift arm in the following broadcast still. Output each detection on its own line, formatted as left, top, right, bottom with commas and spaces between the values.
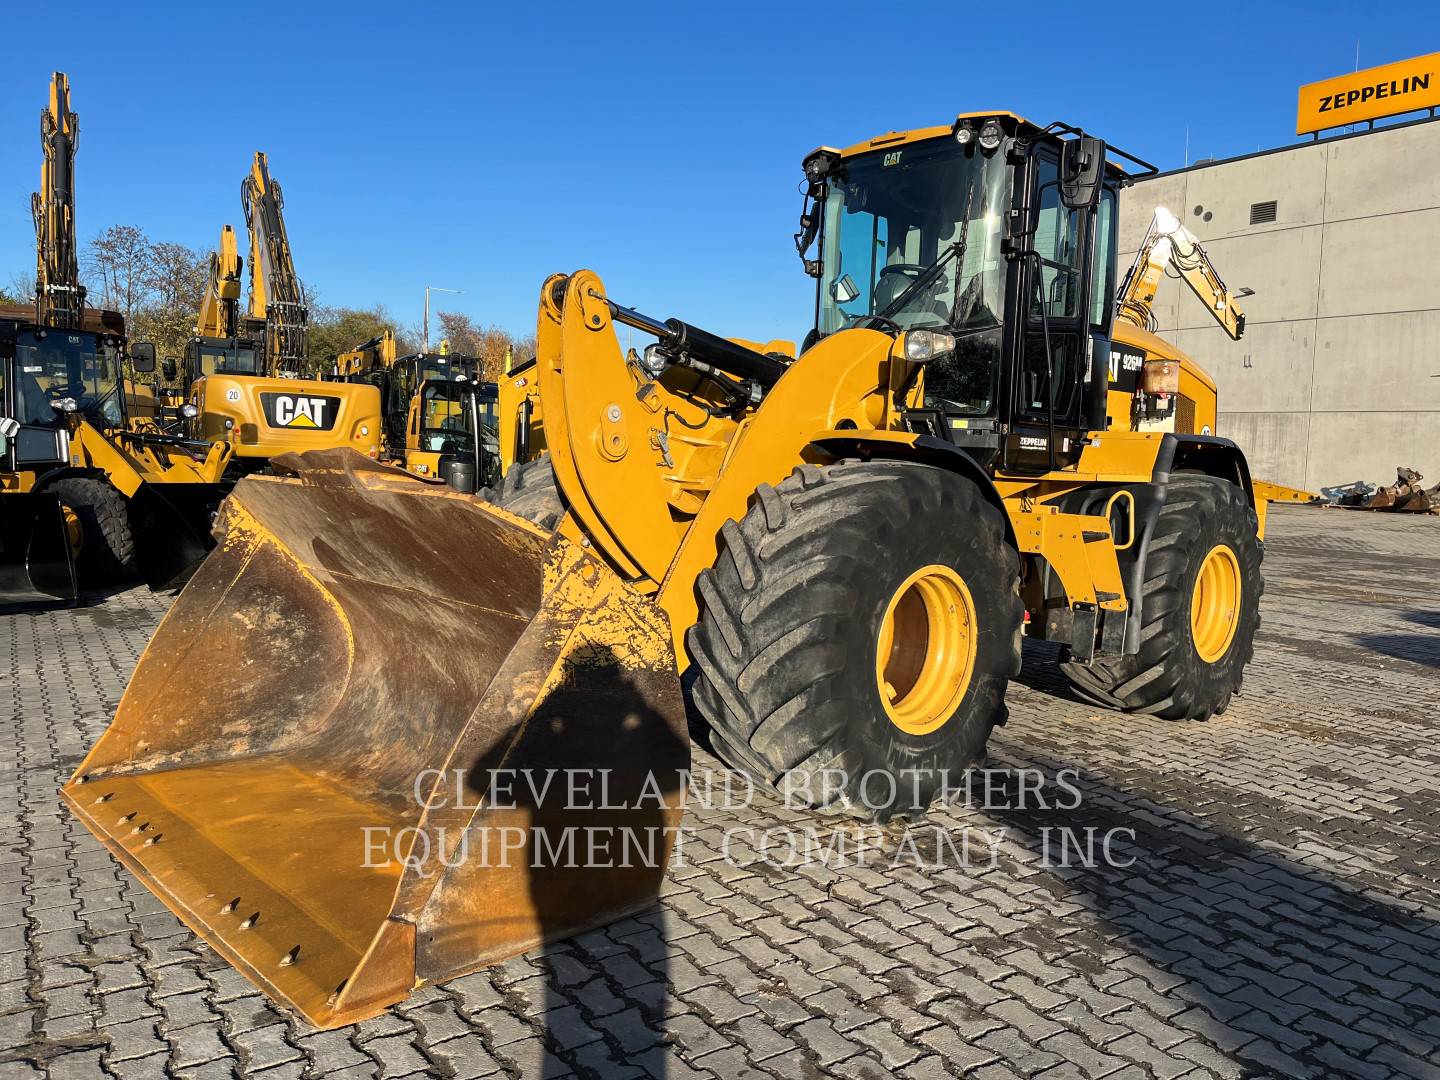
1117, 207, 1246, 340
242, 152, 307, 374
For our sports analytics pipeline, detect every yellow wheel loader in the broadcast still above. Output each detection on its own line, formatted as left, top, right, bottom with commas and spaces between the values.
62, 111, 1262, 1026
1, 74, 233, 602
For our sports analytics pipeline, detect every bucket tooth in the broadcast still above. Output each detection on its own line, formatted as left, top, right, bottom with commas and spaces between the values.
61, 449, 689, 1028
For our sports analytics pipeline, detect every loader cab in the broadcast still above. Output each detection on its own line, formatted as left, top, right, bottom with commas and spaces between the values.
804, 113, 1151, 473
0, 319, 125, 474
404, 377, 499, 489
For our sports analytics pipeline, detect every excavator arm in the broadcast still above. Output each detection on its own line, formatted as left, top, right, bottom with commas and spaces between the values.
31, 73, 84, 330
196, 225, 243, 340
242, 152, 308, 373
1117, 207, 1245, 340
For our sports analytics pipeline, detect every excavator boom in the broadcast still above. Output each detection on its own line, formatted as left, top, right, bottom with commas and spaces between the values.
31, 72, 85, 330
197, 225, 243, 340
1118, 207, 1245, 340
243, 152, 307, 374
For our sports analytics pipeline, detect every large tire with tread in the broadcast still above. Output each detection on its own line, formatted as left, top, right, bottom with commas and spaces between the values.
45, 477, 136, 587
687, 460, 1023, 821
1060, 475, 1262, 720
482, 457, 565, 530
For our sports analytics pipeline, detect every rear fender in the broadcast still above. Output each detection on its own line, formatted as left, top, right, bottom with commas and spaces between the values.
1153, 433, 1264, 539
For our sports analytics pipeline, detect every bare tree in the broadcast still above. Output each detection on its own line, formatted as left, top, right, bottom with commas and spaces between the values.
435, 311, 530, 381
85, 225, 154, 324
129, 242, 208, 359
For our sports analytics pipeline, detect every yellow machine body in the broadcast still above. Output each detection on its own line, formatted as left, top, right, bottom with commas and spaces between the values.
65, 111, 1264, 1027
189, 373, 382, 462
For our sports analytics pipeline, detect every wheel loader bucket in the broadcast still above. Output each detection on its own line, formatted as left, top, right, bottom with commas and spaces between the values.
60, 449, 688, 1029
0, 492, 77, 605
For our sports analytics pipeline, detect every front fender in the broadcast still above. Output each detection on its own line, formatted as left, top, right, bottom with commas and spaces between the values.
807, 430, 1017, 549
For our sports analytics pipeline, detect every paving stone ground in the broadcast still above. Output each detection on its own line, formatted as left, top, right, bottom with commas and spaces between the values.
3, 504, 1439, 1079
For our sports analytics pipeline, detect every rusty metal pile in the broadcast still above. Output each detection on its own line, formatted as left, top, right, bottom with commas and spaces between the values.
1320, 467, 1440, 514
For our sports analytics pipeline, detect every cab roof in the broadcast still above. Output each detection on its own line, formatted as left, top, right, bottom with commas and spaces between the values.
813, 111, 1139, 178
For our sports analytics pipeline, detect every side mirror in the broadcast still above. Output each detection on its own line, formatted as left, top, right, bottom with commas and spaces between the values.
1060, 136, 1106, 211
830, 274, 860, 305
162, 358, 178, 382
131, 342, 157, 373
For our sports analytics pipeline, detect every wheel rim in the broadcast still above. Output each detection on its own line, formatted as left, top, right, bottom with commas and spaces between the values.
1190, 544, 1242, 663
875, 564, 977, 736
60, 505, 83, 556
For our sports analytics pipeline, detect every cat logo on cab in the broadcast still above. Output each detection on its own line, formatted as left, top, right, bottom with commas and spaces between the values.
259, 392, 340, 431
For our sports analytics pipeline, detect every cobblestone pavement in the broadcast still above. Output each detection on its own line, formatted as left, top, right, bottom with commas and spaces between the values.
3, 504, 1440, 1079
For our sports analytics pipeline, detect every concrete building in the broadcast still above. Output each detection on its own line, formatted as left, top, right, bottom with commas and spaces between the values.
1118, 116, 1440, 492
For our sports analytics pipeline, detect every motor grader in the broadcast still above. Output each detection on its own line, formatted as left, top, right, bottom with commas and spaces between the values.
62, 111, 1262, 1027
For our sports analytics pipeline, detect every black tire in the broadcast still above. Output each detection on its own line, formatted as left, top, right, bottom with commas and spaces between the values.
687, 461, 1023, 821
45, 477, 136, 587
1060, 475, 1262, 720
481, 457, 566, 530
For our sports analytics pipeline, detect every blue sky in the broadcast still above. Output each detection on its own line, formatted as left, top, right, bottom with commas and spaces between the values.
3, 1, 1438, 346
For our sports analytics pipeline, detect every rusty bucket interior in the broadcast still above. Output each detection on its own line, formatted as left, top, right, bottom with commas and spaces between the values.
60, 449, 688, 1028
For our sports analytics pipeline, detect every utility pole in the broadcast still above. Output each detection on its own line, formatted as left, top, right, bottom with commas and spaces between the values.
424, 285, 462, 352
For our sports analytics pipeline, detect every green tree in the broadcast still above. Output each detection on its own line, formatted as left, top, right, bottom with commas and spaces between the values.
307, 304, 416, 377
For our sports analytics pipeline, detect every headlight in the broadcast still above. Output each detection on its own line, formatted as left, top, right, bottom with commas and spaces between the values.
360, 425, 370, 437
978, 118, 1004, 152
954, 121, 975, 146
180, 404, 199, 419
903, 330, 956, 363
802, 149, 839, 184
50, 397, 78, 414
223, 418, 235, 430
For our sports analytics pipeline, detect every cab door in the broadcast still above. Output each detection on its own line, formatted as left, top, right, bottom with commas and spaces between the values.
1003, 146, 1099, 471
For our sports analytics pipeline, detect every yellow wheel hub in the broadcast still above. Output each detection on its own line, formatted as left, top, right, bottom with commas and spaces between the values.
61, 505, 83, 557
875, 564, 977, 736
1190, 544, 1242, 664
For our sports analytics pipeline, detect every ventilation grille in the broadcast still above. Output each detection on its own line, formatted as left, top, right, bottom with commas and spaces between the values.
1250, 200, 1278, 225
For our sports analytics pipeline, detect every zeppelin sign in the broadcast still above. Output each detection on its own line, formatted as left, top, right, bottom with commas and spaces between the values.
1298, 53, 1440, 135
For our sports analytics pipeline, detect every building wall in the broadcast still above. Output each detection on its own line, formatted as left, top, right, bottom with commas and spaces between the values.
1118, 118, 1440, 492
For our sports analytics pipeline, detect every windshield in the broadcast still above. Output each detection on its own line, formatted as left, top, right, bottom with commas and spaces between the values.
198, 342, 261, 376
13, 329, 124, 427
819, 140, 1009, 334
818, 139, 1011, 415
417, 382, 497, 453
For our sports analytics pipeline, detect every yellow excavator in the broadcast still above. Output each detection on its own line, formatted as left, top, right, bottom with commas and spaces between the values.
1114, 206, 1313, 503
183, 155, 382, 471
1, 74, 232, 600
65, 111, 1264, 1026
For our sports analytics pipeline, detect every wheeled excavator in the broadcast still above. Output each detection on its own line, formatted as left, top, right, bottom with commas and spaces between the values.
1115, 205, 1313, 502
182, 155, 382, 471
64, 111, 1264, 1027
1, 74, 233, 600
